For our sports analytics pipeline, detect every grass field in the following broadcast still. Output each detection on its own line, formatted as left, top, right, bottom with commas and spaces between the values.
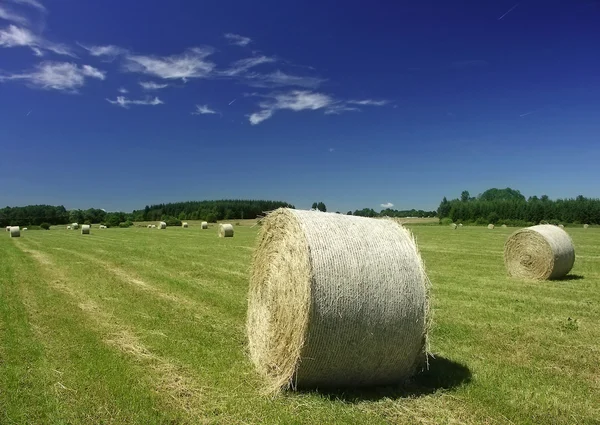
1, 224, 598, 424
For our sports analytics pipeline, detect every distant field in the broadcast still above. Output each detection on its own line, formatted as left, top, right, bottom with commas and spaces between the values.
1, 224, 598, 424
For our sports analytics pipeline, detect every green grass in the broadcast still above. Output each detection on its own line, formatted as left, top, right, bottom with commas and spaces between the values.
1, 224, 598, 424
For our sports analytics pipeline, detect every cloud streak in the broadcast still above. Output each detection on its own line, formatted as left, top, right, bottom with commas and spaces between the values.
139, 80, 168, 90
220, 55, 275, 77
0, 25, 75, 57
124, 47, 215, 81
0, 61, 104, 92
106, 96, 163, 108
0, 5, 30, 26
7, 0, 46, 12
381, 202, 394, 208
192, 104, 218, 115
498, 3, 519, 20
78, 43, 128, 59
224, 33, 251, 47
245, 70, 325, 89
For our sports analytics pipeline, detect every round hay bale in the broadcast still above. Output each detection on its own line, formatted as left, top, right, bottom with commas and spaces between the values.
67, 225, 71, 230
450, 223, 457, 229
504, 224, 574, 280
22, 228, 28, 231
558, 224, 564, 229
81, 224, 91, 235
151, 224, 156, 228
182, 222, 189, 228
219, 223, 234, 237
247, 208, 429, 393
72, 223, 79, 230
583, 224, 589, 229
458, 223, 463, 227
6, 226, 11, 232
159, 222, 167, 229
501, 224, 507, 228
147, 224, 152, 228
9, 226, 20, 238
201, 221, 208, 229
488, 224, 495, 229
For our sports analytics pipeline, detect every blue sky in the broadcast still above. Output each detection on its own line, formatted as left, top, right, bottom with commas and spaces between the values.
1, 0, 599, 213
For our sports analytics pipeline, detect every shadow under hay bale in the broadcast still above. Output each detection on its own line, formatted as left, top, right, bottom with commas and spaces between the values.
305, 356, 471, 402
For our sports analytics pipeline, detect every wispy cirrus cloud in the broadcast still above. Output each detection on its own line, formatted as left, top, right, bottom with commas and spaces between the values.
348, 99, 389, 106
124, 47, 215, 81
78, 43, 128, 59
0, 25, 75, 57
220, 55, 276, 77
0, 61, 105, 92
245, 70, 325, 89
106, 96, 163, 108
7, 0, 46, 12
192, 104, 218, 115
224, 33, 251, 47
381, 202, 394, 208
117, 87, 128, 93
139, 80, 168, 90
0, 5, 29, 26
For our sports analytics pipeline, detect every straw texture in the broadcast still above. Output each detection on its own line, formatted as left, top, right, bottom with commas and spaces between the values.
504, 224, 575, 280
9, 226, 20, 238
247, 208, 429, 393
201, 222, 208, 229
81, 224, 90, 235
219, 224, 234, 237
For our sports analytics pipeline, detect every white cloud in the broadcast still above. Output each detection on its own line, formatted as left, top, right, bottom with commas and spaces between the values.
323, 104, 360, 115
245, 70, 325, 89
117, 86, 128, 93
0, 62, 105, 92
348, 99, 389, 106
106, 96, 163, 108
224, 33, 251, 47
249, 90, 334, 125
381, 202, 394, 208
192, 104, 217, 115
0, 5, 29, 26
0, 25, 75, 57
124, 47, 215, 81
7, 0, 46, 12
139, 80, 168, 90
78, 43, 128, 59
220, 55, 275, 77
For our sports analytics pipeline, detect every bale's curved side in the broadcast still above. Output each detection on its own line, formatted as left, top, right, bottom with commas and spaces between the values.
151, 225, 156, 228
147, 225, 152, 228
219, 224, 234, 237
72, 223, 79, 230
584, 224, 589, 229
9, 226, 20, 238
488, 224, 495, 229
81, 225, 90, 235
450, 223, 457, 229
201, 222, 208, 229
504, 224, 574, 280
458, 223, 463, 227
159, 222, 166, 229
5, 226, 10, 232
182, 222, 189, 228
501, 224, 507, 228
247, 208, 429, 393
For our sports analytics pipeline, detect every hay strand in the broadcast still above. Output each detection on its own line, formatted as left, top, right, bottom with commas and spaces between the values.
247, 208, 429, 393
201, 222, 208, 229
219, 223, 234, 237
504, 224, 575, 280
488, 224, 495, 229
81, 224, 91, 235
9, 226, 20, 238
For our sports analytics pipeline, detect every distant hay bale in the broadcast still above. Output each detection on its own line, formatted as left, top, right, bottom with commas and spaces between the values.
182, 222, 189, 228
558, 224, 564, 229
201, 222, 208, 229
9, 226, 20, 238
67, 226, 71, 230
22, 228, 27, 231
583, 224, 589, 229
81, 224, 91, 235
488, 224, 495, 229
151, 224, 156, 229
159, 222, 166, 229
6, 226, 10, 232
247, 209, 429, 393
219, 223, 234, 237
501, 224, 507, 228
72, 223, 79, 230
450, 223, 457, 229
458, 223, 463, 227
147, 224, 152, 228
99, 225, 107, 229
504, 224, 575, 280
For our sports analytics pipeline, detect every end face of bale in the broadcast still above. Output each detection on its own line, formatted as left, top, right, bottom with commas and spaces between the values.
583, 224, 589, 229
9, 226, 20, 237
159, 222, 167, 229
504, 224, 575, 280
182, 222, 189, 228
247, 208, 430, 394
219, 223, 234, 237
81, 224, 91, 235
5, 226, 10, 232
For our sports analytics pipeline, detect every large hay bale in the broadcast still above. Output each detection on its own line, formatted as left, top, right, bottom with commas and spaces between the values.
450, 223, 457, 229
488, 224, 495, 229
247, 208, 429, 393
9, 226, 20, 238
583, 224, 589, 229
72, 223, 79, 230
504, 224, 574, 280
182, 222, 189, 228
159, 222, 166, 229
219, 223, 234, 237
81, 224, 91, 235
201, 221, 208, 229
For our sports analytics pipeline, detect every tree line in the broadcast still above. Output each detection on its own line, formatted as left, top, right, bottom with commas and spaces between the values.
438, 188, 600, 225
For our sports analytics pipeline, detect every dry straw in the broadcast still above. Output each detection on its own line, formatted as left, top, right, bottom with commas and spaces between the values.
182, 222, 189, 228
159, 222, 167, 229
219, 223, 234, 237
201, 221, 208, 229
583, 224, 589, 229
504, 224, 574, 280
81, 224, 91, 235
488, 224, 495, 229
9, 226, 20, 238
247, 208, 430, 393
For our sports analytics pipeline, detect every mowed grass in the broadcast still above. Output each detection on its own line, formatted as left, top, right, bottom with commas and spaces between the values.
0, 224, 598, 424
